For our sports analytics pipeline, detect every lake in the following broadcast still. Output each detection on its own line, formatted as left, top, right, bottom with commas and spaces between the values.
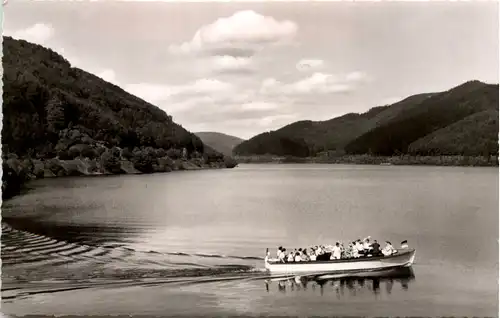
1, 164, 498, 316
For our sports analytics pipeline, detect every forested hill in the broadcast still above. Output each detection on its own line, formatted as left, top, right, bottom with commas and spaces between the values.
2, 36, 235, 199
233, 81, 499, 158
195, 132, 244, 157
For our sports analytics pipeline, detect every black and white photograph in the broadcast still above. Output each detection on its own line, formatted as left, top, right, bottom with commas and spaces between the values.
1, 0, 499, 316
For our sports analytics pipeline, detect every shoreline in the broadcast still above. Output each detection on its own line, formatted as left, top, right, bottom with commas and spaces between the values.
234, 154, 499, 167
2, 155, 237, 201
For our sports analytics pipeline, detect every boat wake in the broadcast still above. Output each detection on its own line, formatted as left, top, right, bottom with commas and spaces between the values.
1, 221, 270, 301
2, 221, 417, 303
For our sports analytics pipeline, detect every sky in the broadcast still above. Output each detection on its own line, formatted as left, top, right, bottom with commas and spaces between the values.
3, 1, 499, 139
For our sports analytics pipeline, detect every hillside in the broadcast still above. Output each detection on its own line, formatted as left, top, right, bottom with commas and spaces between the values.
195, 132, 244, 156
408, 109, 499, 156
2, 36, 236, 200
234, 81, 499, 159
345, 81, 499, 155
234, 93, 436, 157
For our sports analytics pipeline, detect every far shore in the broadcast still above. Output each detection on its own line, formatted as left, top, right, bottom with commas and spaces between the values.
234, 154, 499, 167
2, 156, 237, 201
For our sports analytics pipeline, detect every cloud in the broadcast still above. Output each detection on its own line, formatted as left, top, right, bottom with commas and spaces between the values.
121, 69, 370, 139
346, 71, 369, 82
172, 98, 290, 125
241, 101, 280, 111
169, 10, 298, 56
204, 47, 256, 58
10, 23, 54, 45
296, 59, 325, 72
211, 55, 254, 74
288, 72, 351, 94
261, 72, 361, 96
125, 78, 234, 105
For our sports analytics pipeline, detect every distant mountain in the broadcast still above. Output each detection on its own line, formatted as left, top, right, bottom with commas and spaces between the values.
2, 36, 235, 199
195, 132, 244, 156
234, 81, 499, 158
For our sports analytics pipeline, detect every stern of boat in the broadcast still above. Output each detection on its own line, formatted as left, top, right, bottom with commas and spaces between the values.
405, 249, 416, 267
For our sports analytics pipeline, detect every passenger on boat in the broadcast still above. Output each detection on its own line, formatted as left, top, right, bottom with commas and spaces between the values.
382, 241, 397, 256
316, 246, 322, 256
355, 240, 365, 256
316, 246, 331, 261
294, 252, 302, 262
340, 244, 347, 259
287, 251, 294, 262
277, 246, 283, 258
343, 242, 355, 259
400, 240, 409, 249
278, 248, 286, 263
351, 242, 360, 258
331, 242, 342, 260
309, 251, 317, 261
371, 240, 382, 256
341, 243, 347, 257
363, 237, 372, 251
302, 249, 310, 262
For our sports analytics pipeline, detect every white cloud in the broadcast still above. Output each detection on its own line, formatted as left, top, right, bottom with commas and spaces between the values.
169, 10, 298, 56
10, 23, 54, 45
296, 59, 324, 72
289, 72, 349, 94
188, 78, 234, 94
261, 78, 280, 90
346, 71, 369, 82
125, 78, 234, 105
211, 55, 253, 73
261, 72, 358, 96
241, 101, 280, 111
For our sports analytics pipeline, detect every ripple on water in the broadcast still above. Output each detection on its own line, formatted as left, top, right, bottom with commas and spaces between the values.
1, 222, 264, 290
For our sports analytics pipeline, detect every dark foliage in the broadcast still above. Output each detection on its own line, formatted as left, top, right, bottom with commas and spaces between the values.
1, 157, 31, 200
408, 110, 499, 156
2, 36, 207, 159
345, 81, 499, 155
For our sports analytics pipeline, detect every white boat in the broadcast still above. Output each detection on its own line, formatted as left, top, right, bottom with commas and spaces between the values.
264, 248, 416, 276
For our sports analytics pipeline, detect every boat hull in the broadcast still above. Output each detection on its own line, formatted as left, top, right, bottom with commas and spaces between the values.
265, 249, 416, 275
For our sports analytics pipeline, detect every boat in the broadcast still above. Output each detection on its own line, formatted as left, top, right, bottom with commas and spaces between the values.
264, 248, 416, 276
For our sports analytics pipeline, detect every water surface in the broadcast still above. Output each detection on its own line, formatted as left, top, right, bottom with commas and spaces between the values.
2, 164, 498, 316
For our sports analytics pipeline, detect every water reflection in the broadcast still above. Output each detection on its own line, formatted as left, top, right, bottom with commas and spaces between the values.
264, 267, 415, 297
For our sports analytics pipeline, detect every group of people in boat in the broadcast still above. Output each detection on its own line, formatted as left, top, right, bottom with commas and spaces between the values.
274, 237, 408, 263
